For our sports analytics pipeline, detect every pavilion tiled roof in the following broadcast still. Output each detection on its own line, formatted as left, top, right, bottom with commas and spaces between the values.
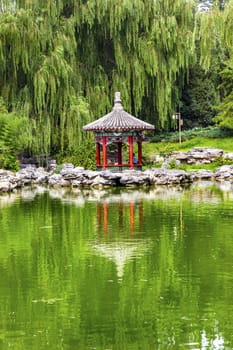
83, 92, 155, 132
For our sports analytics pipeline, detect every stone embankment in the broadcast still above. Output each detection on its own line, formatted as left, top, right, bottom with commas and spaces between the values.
1, 148, 233, 192
171, 147, 226, 164
0, 166, 192, 192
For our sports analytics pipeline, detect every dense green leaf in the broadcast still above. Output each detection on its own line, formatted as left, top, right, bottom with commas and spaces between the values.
0, 0, 196, 156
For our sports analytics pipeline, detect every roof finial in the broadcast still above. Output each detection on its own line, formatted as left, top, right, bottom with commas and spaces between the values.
113, 91, 123, 111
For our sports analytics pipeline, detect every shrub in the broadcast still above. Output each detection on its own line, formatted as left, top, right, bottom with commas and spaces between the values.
167, 158, 178, 169
158, 144, 176, 157
212, 156, 233, 167
0, 145, 20, 171
150, 126, 233, 143
57, 139, 96, 170
0, 99, 30, 171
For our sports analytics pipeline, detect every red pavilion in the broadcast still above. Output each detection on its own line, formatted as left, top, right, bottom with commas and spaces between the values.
83, 92, 155, 170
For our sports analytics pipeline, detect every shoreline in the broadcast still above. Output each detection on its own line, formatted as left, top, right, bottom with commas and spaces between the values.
0, 162, 233, 193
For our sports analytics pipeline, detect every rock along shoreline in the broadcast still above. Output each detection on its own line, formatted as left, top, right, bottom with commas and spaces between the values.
1, 148, 233, 193
1, 162, 233, 193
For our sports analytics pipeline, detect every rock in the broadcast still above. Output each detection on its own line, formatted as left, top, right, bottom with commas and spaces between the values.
48, 159, 56, 171
144, 169, 191, 185
91, 175, 116, 188
61, 163, 75, 169
171, 147, 225, 165
48, 174, 63, 186
85, 170, 101, 180
190, 170, 214, 181
0, 180, 11, 192
119, 172, 150, 186
215, 165, 233, 180
70, 179, 83, 187
224, 153, 233, 161
1, 149, 233, 193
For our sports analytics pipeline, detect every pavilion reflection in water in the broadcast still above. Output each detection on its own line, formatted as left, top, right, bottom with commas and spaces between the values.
96, 200, 144, 234
91, 200, 150, 280
92, 241, 150, 279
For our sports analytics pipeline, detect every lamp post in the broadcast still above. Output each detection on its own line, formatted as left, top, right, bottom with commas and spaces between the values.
172, 112, 182, 144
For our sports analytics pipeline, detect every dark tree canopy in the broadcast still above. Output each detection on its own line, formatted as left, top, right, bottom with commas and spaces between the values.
197, 0, 233, 129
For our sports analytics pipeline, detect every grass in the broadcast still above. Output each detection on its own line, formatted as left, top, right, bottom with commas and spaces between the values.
179, 137, 233, 152
143, 134, 233, 171
178, 158, 233, 172
143, 136, 233, 157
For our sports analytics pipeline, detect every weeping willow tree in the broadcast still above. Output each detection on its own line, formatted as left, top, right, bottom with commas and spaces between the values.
0, 0, 196, 156
0, 1, 92, 155
73, 0, 196, 127
197, 0, 233, 129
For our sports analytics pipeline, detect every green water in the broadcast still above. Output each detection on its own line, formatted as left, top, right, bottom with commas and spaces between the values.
0, 183, 233, 350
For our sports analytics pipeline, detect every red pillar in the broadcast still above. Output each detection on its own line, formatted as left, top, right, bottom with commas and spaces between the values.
97, 203, 101, 233
117, 142, 122, 166
102, 136, 107, 170
138, 141, 142, 165
96, 142, 101, 167
139, 202, 143, 230
103, 202, 108, 234
128, 135, 133, 169
129, 202, 135, 234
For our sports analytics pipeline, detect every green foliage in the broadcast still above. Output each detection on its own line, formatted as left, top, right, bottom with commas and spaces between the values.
0, 98, 30, 170
178, 155, 233, 172
151, 126, 233, 143
167, 158, 178, 169
157, 144, 177, 158
197, 1, 233, 130
212, 155, 233, 167
0, 0, 232, 162
0, 146, 20, 171
213, 60, 233, 129
152, 135, 233, 154
181, 65, 218, 128
57, 138, 96, 170
0, 0, 197, 157
144, 127, 233, 169
0, 4, 92, 156
60, 96, 92, 152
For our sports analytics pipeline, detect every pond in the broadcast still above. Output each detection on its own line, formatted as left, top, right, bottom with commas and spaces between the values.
1, 182, 233, 350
